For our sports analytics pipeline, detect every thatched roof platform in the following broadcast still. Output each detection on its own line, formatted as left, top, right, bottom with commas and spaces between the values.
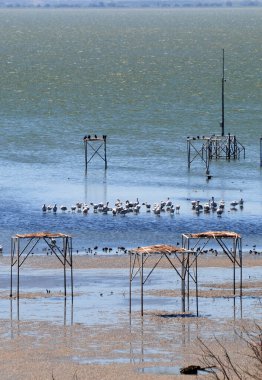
183, 231, 241, 239
129, 244, 188, 255
14, 232, 71, 239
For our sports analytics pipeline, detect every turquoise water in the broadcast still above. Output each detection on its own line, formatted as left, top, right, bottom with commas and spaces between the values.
0, 8, 261, 252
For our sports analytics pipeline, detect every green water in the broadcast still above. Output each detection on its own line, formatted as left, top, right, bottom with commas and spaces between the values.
0, 8, 261, 250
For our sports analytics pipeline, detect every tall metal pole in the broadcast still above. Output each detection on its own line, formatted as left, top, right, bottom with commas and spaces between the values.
84, 139, 87, 175
221, 49, 225, 137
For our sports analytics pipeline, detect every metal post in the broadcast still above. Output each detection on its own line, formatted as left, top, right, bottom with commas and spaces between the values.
129, 253, 132, 314
233, 238, 236, 296
17, 238, 19, 300
221, 48, 225, 137
141, 253, 144, 316
70, 237, 73, 302
239, 238, 243, 297
104, 135, 107, 170
227, 133, 231, 160
10, 238, 14, 297
196, 253, 198, 317
260, 138, 262, 167
63, 237, 67, 298
187, 139, 191, 169
84, 139, 87, 175
181, 252, 186, 313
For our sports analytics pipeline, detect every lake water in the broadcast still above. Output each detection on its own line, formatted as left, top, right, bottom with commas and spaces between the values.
0, 8, 261, 253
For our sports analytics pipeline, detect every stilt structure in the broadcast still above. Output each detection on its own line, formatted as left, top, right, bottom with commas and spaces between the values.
83, 135, 107, 173
128, 244, 194, 316
10, 232, 73, 300
182, 231, 242, 316
187, 49, 245, 174
187, 134, 245, 173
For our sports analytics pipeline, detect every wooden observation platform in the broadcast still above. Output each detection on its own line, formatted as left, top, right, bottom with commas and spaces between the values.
83, 135, 107, 173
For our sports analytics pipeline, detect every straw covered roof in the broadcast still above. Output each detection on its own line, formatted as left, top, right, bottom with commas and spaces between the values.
14, 232, 71, 239
184, 231, 241, 239
129, 244, 188, 255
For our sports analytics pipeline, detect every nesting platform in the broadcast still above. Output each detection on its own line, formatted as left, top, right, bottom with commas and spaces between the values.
182, 231, 242, 315
83, 135, 107, 172
10, 232, 73, 300
187, 134, 245, 174
129, 231, 242, 317
129, 244, 193, 316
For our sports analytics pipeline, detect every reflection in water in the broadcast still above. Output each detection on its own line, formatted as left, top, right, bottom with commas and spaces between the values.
10, 297, 74, 326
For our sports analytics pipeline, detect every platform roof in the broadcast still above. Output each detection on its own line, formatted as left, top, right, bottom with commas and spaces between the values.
13, 232, 71, 239
129, 244, 188, 255
183, 231, 241, 239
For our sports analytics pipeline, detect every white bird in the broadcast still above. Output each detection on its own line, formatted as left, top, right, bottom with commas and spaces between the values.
217, 208, 223, 216
82, 206, 89, 214
203, 203, 210, 213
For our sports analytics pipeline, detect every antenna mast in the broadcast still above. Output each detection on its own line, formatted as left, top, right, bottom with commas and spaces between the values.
221, 49, 225, 136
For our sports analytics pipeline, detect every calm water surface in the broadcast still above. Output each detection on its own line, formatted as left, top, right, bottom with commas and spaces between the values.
0, 8, 261, 252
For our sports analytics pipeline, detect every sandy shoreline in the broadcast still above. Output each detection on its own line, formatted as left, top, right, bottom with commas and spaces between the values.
0, 254, 261, 379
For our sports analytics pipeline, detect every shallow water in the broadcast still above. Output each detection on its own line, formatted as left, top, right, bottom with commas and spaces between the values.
1, 265, 261, 325
0, 8, 261, 254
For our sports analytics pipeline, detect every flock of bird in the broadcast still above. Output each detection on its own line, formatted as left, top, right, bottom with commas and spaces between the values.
41, 197, 181, 216
41, 196, 245, 218
190, 196, 244, 216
